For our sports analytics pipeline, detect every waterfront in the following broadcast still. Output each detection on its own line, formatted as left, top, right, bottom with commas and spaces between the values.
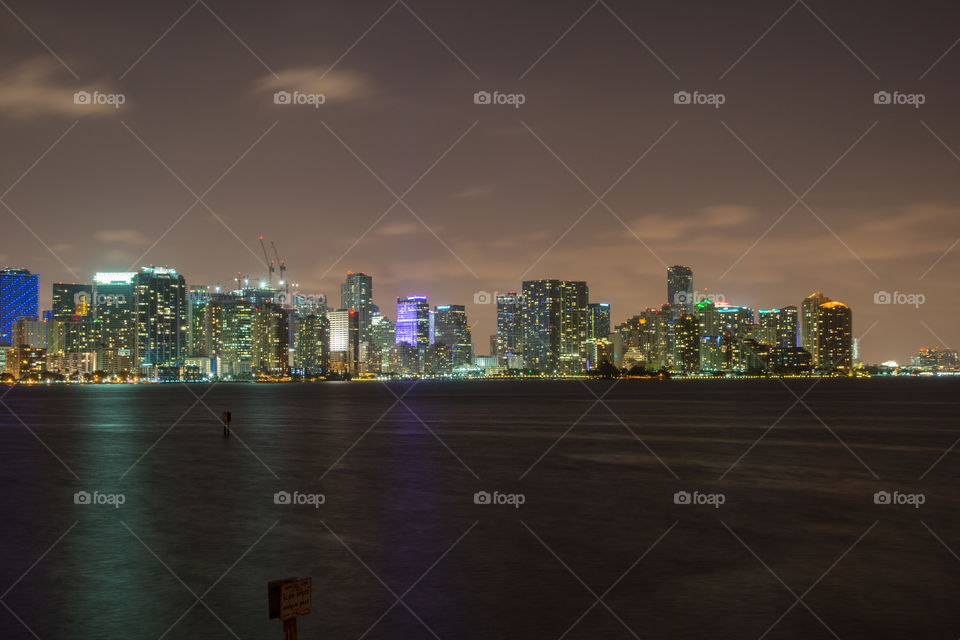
1, 379, 959, 639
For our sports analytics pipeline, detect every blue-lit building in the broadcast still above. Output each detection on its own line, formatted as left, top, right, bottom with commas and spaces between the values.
0, 268, 39, 346
395, 296, 429, 347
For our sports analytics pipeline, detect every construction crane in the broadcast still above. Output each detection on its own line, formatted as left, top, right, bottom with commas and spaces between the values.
271, 241, 286, 288
259, 236, 275, 287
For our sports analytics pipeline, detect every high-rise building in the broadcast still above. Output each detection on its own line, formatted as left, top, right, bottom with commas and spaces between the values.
293, 310, 329, 376
586, 302, 611, 340
369, 312, 395, 373
816, 301, 852, 373
673, 314, 700, 372
252, 303, 289, 375
52, 282, 92, 318
520, 279, 589, 374
91, 272, 137, 370
433, 304, 473, 369
667, 265, 694, 313
757, 306, 799, 348
207, 294, 256, 378
395, 296, 430, 348
341, 272, 373, 343
495, 292, 523, 367
11, 318, 46, 349
327, 309, 359, 374
186, 285, 210, 357
133, 267, 187, 366
0, 268, 39, 346
51, 283, 93, 353
801, 292, 830, 365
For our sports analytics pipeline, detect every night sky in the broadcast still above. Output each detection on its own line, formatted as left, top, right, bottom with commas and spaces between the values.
1, 0, 959, 363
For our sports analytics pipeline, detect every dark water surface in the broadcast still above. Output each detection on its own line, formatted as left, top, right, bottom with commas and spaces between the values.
1, 378, 959, 639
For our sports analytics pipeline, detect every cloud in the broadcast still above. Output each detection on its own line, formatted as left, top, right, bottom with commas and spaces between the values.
0, 57, 126, 120
252, 67, 375, 103
374, 220, 420, 237
94, 229, 151, 245
451, 186, 492, 199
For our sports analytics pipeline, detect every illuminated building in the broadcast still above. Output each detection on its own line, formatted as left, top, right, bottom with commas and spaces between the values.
207, 294, 256, 378
4, 346, 45, 379
369, 312, 395, 373
186, 285, 210, 357
0, 268, 39, 346
252, 303, 289, 375
341, 272, 373, 343
51, 283, 92, 353
433, 304, 473, 369
91, 272, 137, 370
388, 341, 419, 375
587, 302, 611, 340
673, 314, 700, 372
667, 265, 694, 314
293, 310, 328, 376
395, 296, 430, 348
520, 279, 588, 375
816, 301, 853, 373
911, 347, 959, 371
327, 309, 359, 374
801, 292, 830, 366
11, 318, 46, 348
495, 292, 523, 367
757, 306, 799, 348
133, 267, 187, 366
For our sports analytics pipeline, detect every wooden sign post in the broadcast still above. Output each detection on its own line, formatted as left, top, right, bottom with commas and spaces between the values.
268, 576, 312, 639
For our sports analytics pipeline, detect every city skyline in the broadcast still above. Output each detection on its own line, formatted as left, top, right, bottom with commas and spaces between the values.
0, 259, 945, 365
1, 2, 958, 366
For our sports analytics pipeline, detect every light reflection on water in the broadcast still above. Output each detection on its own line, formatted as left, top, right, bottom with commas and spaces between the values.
0, 379, 958, 639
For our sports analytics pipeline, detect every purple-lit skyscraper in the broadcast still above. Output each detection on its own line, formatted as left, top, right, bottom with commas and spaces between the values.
395, 296, 429, 347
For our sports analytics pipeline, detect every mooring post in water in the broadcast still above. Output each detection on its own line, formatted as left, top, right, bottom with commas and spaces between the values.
268, 576, 312, 639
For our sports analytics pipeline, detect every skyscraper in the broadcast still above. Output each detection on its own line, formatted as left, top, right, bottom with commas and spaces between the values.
395, 296, 430, 348
586, 302, 611, 340
51, 282, 93, 353
758, 306, 799, 348
521, 279, 589, 374
207, 293, 256, 378
433, 304, 473, 369
801, 292, 830, 365
667, 265, 694, 313
91, 272, 137, 370
327, 308, 359, 374
816, 301, 853, 373
495, 292, 523, 367
252, 303, 289, 375
0, 268, 39, 346
133, 267, 187, 366
293, 309, 328, 376
341, 271, 374, 343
